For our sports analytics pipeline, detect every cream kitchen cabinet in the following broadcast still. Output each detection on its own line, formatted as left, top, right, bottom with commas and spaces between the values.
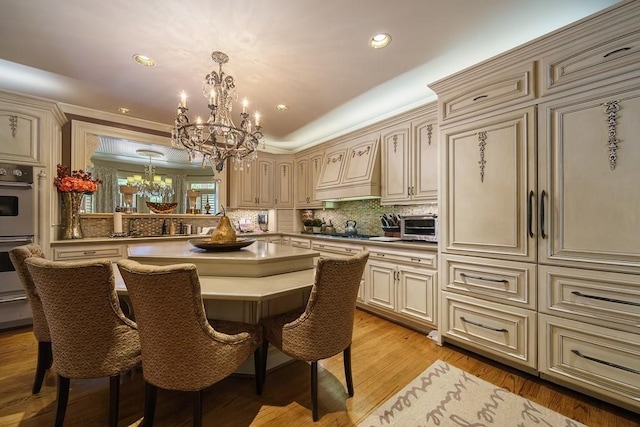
229, 156, 274, 208
440, 106, 537, 263
294, 151, 324, 208
274, 158, 293, 208
289, 236, 311, 250
364, 247, 437, 332
0, 92, 64, 165
538, 83, 640, 274
380, 114, 438, 204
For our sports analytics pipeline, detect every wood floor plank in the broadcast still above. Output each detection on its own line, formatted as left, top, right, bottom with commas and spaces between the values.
0, 309, 637, 426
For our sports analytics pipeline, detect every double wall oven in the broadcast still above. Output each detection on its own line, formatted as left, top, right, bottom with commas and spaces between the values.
0, 163, 35, 329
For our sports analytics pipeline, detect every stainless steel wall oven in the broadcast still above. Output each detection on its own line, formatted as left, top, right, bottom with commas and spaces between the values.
0, 163, 36, 329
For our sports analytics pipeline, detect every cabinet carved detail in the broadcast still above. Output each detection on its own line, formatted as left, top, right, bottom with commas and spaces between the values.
427, 124, 433, 145
327, 154, 343, 163
9, 115, 18, 137
478, 131, 487, 182
352, 145, 371, 157
392, 135, 398, 153
604, 100, 620, 170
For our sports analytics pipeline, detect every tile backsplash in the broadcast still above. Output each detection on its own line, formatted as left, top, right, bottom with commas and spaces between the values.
76, 201, 437, 238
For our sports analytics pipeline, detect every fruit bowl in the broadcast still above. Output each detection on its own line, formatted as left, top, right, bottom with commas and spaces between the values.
146, 202, 178, 214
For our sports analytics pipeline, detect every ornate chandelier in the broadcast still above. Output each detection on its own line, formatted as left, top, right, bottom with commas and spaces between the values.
171, 51, 263, 175
126, 150, 175, 200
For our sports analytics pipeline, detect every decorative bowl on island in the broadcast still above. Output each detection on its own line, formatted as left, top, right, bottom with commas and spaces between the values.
188, 238, 256, 252
146, 202, 178, 214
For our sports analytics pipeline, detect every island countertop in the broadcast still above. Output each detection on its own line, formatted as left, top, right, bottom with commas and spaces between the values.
126, 239, 320, 277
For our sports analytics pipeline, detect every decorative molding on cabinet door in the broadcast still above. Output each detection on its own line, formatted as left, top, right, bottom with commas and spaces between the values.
604, 100, 620, 170
9, 115, 18, 137
478, 131, 487, 182
426, 124, 433, 145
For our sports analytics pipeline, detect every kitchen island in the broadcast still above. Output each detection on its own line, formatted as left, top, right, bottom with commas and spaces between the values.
114, 239, 321, 373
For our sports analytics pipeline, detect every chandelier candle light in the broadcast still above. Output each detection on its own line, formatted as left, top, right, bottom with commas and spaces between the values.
171, 51, 263, 174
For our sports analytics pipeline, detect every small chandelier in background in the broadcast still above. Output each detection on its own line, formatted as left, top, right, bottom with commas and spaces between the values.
125, 150, 175, 201
171, 51, 264, 175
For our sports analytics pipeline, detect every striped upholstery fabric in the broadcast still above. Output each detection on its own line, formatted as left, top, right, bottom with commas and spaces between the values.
25, 258, 141, 379
117, 259, 262, 392
8, 244, 49, 342
263, 250, 369, 361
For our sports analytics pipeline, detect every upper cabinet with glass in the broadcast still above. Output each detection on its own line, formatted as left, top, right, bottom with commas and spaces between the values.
69, 120, 226, 214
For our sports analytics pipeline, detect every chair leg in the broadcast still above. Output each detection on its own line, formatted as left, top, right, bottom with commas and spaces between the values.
253, 347, 263, 395
192, 390, 202, 427
261, 340, 269, 385
32, 341, 52, 394
143, 382, 157, 427
54, 375, 70, 427
311, 361, 318, 422
344, 344, 354, 397
109, 375, 120, 427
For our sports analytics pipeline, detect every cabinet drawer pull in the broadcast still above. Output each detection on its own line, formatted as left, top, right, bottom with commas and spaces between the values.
410, 257, 421, 263
571, 349, 640, 375
527, 190, 534, 238
345, 248, 353, 252
540, 190, 547, 239
603, 47, 631, 58
375, 253, 385, 257
460, 272, 508, 283
472, 95, 488, 102
571, 291, 640, 307
0, 295, 28, 304
460, 316, 508, 332
83, 251, 97, 255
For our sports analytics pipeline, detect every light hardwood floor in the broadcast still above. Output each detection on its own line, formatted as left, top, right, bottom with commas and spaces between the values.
0, 309, 637, 426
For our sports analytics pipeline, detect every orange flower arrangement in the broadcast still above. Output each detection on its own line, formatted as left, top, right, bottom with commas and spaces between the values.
54, 164, 102, 193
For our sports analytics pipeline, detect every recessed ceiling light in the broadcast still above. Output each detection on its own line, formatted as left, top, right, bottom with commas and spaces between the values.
276, 104, 289, 111
118, 107, 130, 114
133, 54, 155, 67
369, 33, 391, 49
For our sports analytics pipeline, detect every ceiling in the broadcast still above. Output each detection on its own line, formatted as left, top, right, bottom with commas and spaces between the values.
0, 0, 621, 152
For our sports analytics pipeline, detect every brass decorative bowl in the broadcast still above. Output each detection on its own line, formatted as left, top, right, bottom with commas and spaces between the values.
146, 202, 178, 214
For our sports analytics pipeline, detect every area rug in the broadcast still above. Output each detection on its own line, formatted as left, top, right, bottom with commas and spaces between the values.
359, 360, 586, 426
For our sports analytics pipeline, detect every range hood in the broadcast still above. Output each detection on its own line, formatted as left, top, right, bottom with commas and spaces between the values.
315, 134, 381, 201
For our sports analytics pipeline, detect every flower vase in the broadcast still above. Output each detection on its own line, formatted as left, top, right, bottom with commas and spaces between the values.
61, 192, 85, 239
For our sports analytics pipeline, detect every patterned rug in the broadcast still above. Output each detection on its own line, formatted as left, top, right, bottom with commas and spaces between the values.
359, 360, 586, 427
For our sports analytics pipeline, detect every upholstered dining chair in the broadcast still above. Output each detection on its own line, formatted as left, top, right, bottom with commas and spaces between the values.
25, 258, 141, 427
116, 259, 263, 427
8, 243, 51, 394
260, 250, 369, 421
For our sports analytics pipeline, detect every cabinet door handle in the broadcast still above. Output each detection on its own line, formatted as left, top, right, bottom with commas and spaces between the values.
571, 349, 640, 375
540, 190, 547, 239
460, 316, 508, 332
572, 291, 640, 307
527, 190, 534, 238
460, 272, 508, 283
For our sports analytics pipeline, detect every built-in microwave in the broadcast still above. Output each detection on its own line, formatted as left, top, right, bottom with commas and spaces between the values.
400, 215, 437, 242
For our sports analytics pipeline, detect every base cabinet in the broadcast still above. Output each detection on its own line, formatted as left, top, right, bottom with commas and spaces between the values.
539, 314, 640, 413
363, 248, 437, 332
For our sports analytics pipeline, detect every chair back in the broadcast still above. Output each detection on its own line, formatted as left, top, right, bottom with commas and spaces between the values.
25, 258, 140, 378
285, 250, 369, 360
117, 259, 256, 391
8, 244, 50, 342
